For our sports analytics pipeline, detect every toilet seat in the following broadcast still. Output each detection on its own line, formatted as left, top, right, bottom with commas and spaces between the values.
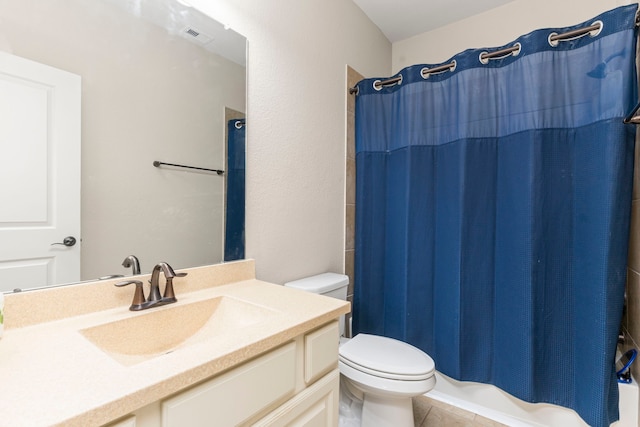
339, 359, 436, 397
339, 334, 435, 381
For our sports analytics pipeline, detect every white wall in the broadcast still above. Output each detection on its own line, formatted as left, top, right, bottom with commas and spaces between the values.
189, 0, 391, 284
392, 0, 635, 72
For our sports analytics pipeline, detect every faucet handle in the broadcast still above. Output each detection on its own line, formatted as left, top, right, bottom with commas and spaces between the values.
115, 279, 143, 287
115, 280, 146, 311
162, 272, 187, 302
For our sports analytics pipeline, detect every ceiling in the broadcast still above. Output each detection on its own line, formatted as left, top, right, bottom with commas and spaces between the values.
352, 0, 518, 43
104, 0, 246, 65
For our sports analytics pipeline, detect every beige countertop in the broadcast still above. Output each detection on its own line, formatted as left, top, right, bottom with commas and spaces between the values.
0, 261, 350, 427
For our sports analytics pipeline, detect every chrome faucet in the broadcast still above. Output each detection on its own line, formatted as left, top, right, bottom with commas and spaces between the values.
115, 261, 187, 311
122, 255, 141, 275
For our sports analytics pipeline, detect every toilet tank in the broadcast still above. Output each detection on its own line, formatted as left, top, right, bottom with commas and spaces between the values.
284, 273, 349, 336
284, 273, 349, 300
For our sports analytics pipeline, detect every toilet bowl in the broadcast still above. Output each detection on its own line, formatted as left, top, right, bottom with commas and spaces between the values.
339, 333, 435, 426
284, 273, 436, 427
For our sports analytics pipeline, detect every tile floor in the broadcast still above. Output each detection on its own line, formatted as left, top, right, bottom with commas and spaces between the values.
413, 395, 508, 427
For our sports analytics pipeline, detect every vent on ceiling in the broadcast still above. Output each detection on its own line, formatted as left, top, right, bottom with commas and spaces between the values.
181, 26, 213, 44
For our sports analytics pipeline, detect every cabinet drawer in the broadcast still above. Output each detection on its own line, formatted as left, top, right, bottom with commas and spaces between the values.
162, 342, 296, 427
252, 369, 340, 427
304, 322, 339, 384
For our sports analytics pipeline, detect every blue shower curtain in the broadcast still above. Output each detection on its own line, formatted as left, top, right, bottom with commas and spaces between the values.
352, 5, 637, 427
224, 119, 245, 262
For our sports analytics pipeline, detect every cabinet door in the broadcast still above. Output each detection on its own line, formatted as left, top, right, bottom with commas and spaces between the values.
163, 342, 296, 427
304, 322, 339, 384
252, 369, 339, 427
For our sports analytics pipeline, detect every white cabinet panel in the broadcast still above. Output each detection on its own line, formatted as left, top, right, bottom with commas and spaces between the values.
162, 342, 296, 427
252, 369, 339, 427
304, 322, 339, 384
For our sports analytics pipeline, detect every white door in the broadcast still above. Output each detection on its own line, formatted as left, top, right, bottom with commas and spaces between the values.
0, 52, 81, 292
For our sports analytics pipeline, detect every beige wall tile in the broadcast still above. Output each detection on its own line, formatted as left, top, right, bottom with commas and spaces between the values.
628, 201, 640, 272
622, 334, 640, 386
413, 395, 508, 427
347, 88, 356, 115
345, 249, 355, 297
347, 66, 364, 115
347, 65, 362, 84
347, 111, 356, 160
473, 415, 509, 427
346, 65, 363, 305
347, 157, 356, 204
623, 272, 630, 333
627, 269, 640, 350
422, 405, 475, 427
412, 396, 432, 426
426, 397, 475, 421
347, 113, 356, 160
630, 338, 640, 382
346, 204, 355, 251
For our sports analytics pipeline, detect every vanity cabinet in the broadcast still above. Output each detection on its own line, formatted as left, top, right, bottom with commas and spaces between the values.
105, 321, 340, 427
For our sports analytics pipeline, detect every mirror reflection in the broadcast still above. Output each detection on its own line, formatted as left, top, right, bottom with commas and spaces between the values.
0, 0, 247, 292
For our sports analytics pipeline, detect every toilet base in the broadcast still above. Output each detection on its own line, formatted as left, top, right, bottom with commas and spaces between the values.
361, 393, 414, 427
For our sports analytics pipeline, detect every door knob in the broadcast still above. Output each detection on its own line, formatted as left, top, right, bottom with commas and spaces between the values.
51, 236, 77, 247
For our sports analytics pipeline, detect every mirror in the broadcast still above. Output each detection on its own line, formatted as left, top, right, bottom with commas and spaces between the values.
0, 0, 246, 291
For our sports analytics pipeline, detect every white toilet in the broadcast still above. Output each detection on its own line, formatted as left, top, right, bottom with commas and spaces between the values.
285, 273, 436, 427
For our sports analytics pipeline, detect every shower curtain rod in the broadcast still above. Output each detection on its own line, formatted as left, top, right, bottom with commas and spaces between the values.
153, 160, 224, 175
348, 21, 604, 95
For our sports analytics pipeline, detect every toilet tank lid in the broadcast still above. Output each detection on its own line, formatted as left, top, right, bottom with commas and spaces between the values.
284, 272, 349, 294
